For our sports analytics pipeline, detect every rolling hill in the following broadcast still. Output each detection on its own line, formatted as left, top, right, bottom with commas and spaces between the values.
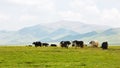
0, 20, 119, 45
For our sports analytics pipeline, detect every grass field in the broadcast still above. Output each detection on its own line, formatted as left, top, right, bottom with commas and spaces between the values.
0, 46, 120, 68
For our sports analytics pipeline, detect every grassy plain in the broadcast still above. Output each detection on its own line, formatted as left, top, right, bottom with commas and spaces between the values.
0, 46, 120, 68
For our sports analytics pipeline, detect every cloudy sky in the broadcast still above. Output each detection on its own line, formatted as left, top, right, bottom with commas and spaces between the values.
0, 0, 120, 31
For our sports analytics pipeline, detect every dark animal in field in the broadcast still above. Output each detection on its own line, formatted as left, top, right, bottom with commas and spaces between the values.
32, 41, 49, 47
60, 41, 71, 48
101, 42, 108, 49
32, 41, 42, 47
72, 40, 84, 48
89, 41, 99, 47
42, 43, 49, 47
50, 44, 57, 47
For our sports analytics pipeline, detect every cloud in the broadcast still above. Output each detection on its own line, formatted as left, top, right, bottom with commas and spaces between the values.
7, 0, 55, 11
101, 8, 120, 20
70, 0, 100, 15
0, 14, 9, 21
100, 8, 120, 27
59, 0, 120, 27
58, 11, 84, 21
0, 0, 120, 30
0, 0, 57, 30
58, 0, 100, 23
19, 15, 37, 21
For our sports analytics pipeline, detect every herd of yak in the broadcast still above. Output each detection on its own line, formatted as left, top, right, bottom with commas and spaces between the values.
32, 40, 108, 50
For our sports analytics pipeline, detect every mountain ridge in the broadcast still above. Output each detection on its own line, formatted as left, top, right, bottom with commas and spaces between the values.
0, 20, 120, 45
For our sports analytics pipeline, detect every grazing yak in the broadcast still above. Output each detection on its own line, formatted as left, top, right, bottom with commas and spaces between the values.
32, 41, 42, 47
42, 43, 49, 47
72, 40, 84, 48
101, 42, 108, 49
60, 41, 71, 48
32, 41, 49, 47
50, 44, 57, 47
89, 41, 99, 47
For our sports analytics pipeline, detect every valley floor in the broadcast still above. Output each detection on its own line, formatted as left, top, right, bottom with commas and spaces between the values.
0, 46, 120, 68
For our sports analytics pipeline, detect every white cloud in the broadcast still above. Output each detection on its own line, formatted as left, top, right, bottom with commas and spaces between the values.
7, 0, 55, 11
0, 0, 57, 30
0, 0, 120, 30
100, 8, 120, 27
61, 0, 101, 23
19, 15, 38, 22
101, 8, 120, 20
57, 0, 97, 22
69, 0, 97, 11
62, 0, 120, 27
58, 11, 84, 21
0, 14, 10, 21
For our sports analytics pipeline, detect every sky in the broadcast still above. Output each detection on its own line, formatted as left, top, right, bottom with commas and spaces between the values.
0, 0, 120, 31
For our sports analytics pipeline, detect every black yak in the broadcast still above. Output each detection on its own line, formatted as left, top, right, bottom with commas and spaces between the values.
50, 44, 57, 47
32, 41, 42, 47
42, 43, 49, 47
60, 41, 71, 48
101, 42, 108, 49
72, 40, 84, 48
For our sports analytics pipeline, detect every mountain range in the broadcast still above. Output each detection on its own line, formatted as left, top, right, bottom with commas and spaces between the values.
0, 20, 120, 45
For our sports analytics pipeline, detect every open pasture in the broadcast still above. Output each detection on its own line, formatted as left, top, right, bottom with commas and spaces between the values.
0, 46, 120, 68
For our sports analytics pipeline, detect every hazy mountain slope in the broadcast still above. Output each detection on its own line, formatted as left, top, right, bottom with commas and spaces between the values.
0, 20, 120, 45
57, 31, 98, 41
0, 31, 39, 45
18, 25, 50, 38
82, 28, 120, 45
42, 20, 111, 33
45, 28, 79, 40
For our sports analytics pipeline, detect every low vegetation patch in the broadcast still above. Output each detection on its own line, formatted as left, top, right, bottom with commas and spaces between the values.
0, 46, 120, 68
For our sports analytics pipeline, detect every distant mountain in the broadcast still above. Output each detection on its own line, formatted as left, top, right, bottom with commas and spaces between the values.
0, 31, 38, 45
42, 20, 111, 33
57, 31, 98, 41
102, 28, 120, 35
81, 28, 120, 45
0, 20, 120, 45
18, 25, 50, 38
45, 28, 79, 41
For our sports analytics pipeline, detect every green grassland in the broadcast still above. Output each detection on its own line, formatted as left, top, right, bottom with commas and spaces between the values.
0, 46, 120, 68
